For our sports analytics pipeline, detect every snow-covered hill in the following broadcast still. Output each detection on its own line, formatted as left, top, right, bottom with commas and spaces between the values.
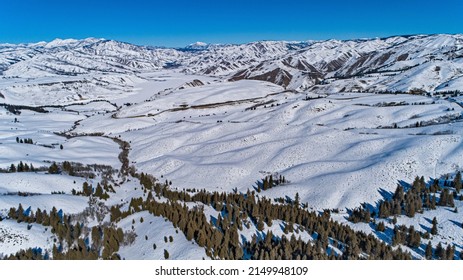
1, 35, 463, 260
1, 34, 462, 106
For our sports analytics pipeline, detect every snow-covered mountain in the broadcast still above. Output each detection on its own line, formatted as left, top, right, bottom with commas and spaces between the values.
1, 34, 461, 98
0, 38, 182, 77
1, 34, 463, 260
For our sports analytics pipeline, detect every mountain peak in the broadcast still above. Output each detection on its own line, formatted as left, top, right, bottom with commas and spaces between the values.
189, 41, 208, 47
183, 41, 209, 51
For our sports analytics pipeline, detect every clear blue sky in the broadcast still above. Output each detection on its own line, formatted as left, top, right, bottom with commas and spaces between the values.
0, 0, 461, 47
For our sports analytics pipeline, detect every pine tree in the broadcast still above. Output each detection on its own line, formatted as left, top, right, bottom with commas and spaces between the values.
425, 241, 433, 260
48, 162, 59, 174
376, 221, 386, 232
257, 218, 265, 231
430, 195, 437, 209
393, 184, 405, 201
262, 178, 268, 191
17, 161, 23, 172
431, 217, 438, 235
82, 182, 92, 196
454, 171, 462, 193
435, 242, 445, 259
446, 244, 455, 260
94, 184, 104, 198
164, 249, 169, 259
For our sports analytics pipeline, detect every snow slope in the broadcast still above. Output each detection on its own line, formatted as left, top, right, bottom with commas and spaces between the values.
1, 35, 463, 259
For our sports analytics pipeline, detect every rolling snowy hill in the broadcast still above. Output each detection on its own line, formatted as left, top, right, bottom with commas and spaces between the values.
0, 35, 462, 260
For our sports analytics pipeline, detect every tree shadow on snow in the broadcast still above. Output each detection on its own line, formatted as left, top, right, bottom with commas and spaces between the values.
252, 180, 262, 192
423, 217, 433, 224
369, 223, 394, 244
419, 223, 431, 232
449, 219, 462, 228
378, 188, 394, 201
210, 215, 217, 227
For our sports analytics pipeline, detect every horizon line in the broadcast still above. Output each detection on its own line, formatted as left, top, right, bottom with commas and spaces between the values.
1, 32, 461, 49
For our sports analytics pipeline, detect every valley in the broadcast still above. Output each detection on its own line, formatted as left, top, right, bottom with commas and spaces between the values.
0, 35, 462, 260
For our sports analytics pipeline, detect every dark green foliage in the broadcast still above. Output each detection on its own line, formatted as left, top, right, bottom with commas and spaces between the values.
5, 204, 124, 260
164, 249, 169, 259
82, 182, 92, 196
454, 171, 462, 193
48, 162, 59, 174
259, 174, 287, 192
425, 241, 433, 259
108, 171, 412, 260
257, 218, 265, 231
431, 217, 438, 235
445, 244, 455, 260
16, 137, 33, 145
405, 226, 420, 248
435, 242, 445, 260
349, 207, 371, 223
438, 189, 454, 207
376, 221, 386, 232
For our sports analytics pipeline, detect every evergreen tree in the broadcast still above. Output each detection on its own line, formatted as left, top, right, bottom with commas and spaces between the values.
18, 161, 24, 172
376, 221, 386, 232
425, 241, 433, 260
393, 184, 405, 201
262, 177, 269, 191
94, 184, 104, 198
82, 182, 92, 196
294, 192, 300, 207
48, 162, 59, 174
454, 171, 462, 193
435, 242, 445, 260
445, 244, 455, 260
431, 217, 438, 235
257, 218, 265, 231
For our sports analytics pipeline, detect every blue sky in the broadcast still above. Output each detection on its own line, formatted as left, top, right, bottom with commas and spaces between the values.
0, 0, 461, 47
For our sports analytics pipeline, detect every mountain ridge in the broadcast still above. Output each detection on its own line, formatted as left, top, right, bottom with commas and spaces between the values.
1, 33, 462, 94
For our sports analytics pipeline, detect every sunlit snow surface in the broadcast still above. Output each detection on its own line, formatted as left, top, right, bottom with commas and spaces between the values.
0, 34, 462, 258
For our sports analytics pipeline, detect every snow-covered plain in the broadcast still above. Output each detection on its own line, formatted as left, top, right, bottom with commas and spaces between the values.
71, 80, 463, 210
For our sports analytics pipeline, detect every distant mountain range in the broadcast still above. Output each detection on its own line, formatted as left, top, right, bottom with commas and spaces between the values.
1, 34, 462, 93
